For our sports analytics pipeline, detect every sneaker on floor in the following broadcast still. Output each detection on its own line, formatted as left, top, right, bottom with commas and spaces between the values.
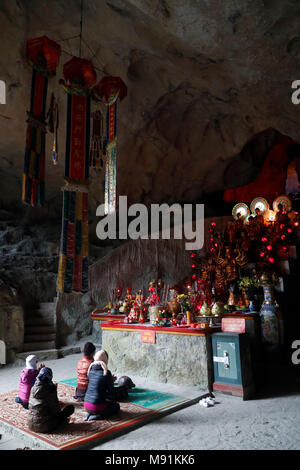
206, 397, 215, 406
199, 398, 209, 407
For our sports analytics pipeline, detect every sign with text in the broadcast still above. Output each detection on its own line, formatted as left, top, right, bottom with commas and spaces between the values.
141, 330, 156, 344
222, 317, 246, 334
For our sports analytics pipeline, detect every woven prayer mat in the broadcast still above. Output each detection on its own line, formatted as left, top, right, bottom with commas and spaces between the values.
0, 382, 194, 450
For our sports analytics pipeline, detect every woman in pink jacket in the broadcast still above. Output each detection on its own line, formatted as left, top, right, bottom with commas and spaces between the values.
15, 355, 45, 409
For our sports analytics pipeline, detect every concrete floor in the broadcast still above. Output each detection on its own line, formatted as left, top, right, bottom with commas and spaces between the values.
0, 343, 300, 451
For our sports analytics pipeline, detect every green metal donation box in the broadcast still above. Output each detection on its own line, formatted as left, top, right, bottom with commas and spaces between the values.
211, 332, 255, 400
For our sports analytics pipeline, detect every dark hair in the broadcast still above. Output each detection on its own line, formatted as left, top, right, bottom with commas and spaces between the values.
83, 342, 96, 357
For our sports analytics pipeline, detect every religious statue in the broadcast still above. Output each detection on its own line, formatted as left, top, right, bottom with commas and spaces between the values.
254, 207, 265, 229
135, 289, 147, 323
122, 286, 135, 314
216, 246, 246, 283
214, 266, 227, 302
146, 285, 159, 306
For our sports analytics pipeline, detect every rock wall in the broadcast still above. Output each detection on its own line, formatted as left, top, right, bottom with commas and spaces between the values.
56, 215, 231, 347
0, 1, 300, 218
0, 280, 24, 363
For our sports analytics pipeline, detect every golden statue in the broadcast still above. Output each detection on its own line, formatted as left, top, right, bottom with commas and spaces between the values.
216, 246, 247, 282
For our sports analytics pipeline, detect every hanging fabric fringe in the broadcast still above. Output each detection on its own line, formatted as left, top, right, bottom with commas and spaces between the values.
57, 186, 89, 294
47, 93, 59, 165
89, 110, 106, 169
92, 76, 127, 215
22, 36, 61, 207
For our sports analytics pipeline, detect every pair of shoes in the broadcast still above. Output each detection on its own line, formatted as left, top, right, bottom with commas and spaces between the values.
85, 412, 91, 421
199, 396, 215, 407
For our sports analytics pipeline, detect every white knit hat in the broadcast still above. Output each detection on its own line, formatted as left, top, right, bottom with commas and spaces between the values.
26, 354, 37, 370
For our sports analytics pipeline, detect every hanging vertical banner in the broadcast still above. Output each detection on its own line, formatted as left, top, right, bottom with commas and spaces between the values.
89, 110, 106, 169
93, 76, 127, 215
57, 56, 96, 294
65, 93, 90, 181
105, 101, 117, 214
22, 36, 61, 207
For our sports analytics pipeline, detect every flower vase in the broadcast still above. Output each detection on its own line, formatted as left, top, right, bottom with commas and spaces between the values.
248, 299, 256, 312
259, 284, 280, 352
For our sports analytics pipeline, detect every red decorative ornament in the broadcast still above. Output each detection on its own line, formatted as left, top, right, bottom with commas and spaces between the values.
93, 76, 127, 103
63, 56, 97, 88
288, 228, 292, 233
268, 257, 274, 263
26, 36, 61, 74
267, 245, 272, 251
260, 252, 265, 258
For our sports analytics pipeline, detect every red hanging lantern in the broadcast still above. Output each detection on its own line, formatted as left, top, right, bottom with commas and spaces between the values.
26, 36, 61, 74
63, 56, 97, 88
93, 76, 127, 103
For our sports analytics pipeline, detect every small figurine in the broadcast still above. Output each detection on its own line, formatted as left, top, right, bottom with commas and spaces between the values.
146, 286, 160, 306
135, 289, 147, 323
125, 305, 139, 324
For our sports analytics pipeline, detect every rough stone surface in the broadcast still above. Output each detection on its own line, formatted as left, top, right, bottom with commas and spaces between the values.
0, 280, 24, 363
1, 1, 300, 216
102, 328, 213, 389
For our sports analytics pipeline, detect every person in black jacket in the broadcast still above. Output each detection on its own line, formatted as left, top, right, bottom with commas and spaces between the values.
83, 350, 120, 421
27, 367, 74, 433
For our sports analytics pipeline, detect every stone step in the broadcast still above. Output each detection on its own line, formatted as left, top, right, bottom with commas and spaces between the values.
38, 302, 56, 314
25, 325, 56, 335
23, 341, 56, 352
25, 316, 55, 327
15, 345, 82, 366
24, 333, 56, 343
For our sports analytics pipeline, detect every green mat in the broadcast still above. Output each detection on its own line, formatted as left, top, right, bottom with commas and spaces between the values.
60, 378, 186, 411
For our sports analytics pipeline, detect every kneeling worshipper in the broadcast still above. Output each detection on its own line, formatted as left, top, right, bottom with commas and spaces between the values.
84, 350, 120, 421
74, 341, 96, 401
27, 367, 74, 433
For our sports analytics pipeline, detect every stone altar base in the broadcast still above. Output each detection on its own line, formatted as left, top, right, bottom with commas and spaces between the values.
101, 324, 217, 391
